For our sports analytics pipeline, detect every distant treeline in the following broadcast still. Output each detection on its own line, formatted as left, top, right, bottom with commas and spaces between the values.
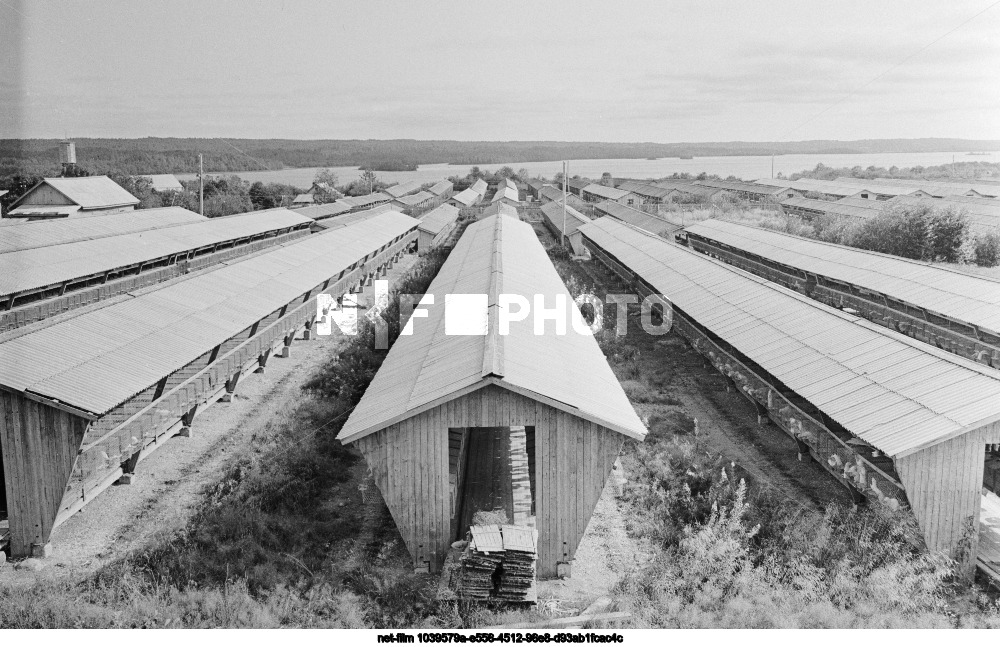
791, 160, 1000, 181
2, 137, 999, 180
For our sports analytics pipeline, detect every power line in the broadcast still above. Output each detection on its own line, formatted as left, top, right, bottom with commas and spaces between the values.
778, 0, 1000, 141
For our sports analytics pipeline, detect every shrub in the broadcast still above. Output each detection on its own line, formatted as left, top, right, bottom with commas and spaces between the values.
847, 203, 969, 262
849, 204, 931, 259
974, 234, 1000, 267
927, 208, 968, 263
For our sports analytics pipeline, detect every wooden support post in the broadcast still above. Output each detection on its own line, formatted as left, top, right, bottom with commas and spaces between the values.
116, 450, 142, 485
752, 401, 769, 425
280, 332, 295, 358
302, 318, 315, 341
30, 542, 52, 559
178, 404, 198, 438
794, 438, 811, 462
220, 370, 241, 402
254, 349, 271, 374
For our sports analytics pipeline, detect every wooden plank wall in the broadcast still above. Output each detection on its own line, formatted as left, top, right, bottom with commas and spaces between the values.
0, 392, 87, 557
354, 384, 625, 575
896, 421, 1000, 566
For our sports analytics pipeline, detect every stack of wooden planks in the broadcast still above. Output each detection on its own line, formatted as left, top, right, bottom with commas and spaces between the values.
496, 524, 537, 602
460, 525, 504, 599
457, 524, 537, 603
510, 427, 533, 526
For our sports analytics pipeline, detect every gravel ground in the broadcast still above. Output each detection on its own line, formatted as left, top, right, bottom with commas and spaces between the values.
0, 252, 419, 582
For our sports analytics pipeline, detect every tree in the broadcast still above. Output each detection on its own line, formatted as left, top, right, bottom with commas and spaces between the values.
926, 208, 967, 262
359, 169, 378, 195
0, 174, 42, 213
249, 181, 278, 210
600, 172, 614, 186
314, 168, 339, 187
108, 173, 161, 209
974, 234, 1000, 267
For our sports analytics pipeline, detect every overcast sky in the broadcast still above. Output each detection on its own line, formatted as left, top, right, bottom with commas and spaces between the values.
1, 0, 998, 142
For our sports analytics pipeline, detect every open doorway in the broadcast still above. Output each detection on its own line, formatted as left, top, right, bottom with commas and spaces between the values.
449, 425, 535, 541
980, 445, 1000, 573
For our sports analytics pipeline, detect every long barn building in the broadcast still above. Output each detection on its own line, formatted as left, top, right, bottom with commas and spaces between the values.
577, 217, 1000, 574
681, 220, 1000, 369
0, 208, 312, 333
337, 212, 647, 577
0, 211, 420, 558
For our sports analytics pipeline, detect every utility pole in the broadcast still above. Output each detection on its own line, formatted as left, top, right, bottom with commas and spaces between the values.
198, 154, 204, 216
561, 161, 567, 248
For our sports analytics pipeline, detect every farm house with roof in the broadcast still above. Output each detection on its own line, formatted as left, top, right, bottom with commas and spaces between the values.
6, 176, 141, 220
337, 212, 647, 576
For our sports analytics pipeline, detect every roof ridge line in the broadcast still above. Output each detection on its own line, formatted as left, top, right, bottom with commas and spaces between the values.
481, 214, 505, 379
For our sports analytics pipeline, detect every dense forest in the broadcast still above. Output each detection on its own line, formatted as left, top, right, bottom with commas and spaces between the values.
1, 137, 998, 179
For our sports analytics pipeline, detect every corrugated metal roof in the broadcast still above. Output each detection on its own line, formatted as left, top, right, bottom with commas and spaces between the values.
11, 176, 140, 210
0, 211, 420, 416
0, 207, 205, 253
582, 183, 630, 200
492, 186, 519, 203
385, 180, 423, 199
141, 174, 184, 192
781, 196, 882, 220
312, 204, 395, 229
418, 204, 461, 235
292, 193, 314, 205
393, 190, 435, 207
0, 208, 311, 298
338, 193, 391, 209
652, 180, 724, 198
593, 200, 680, 236
480, 203, 519, 218
697, 179, 793, 195
428, 180, 453, 196
565, 178, 590, 191
538, 186, 588, 208
616, 181, 677, 200
540, 201, 589, 236
686, 219, 1000, 335
450, 188, 481, 206
835, 177, 999, 198
579, 217, 1000, 457
294, 202, 353, 221
337, 212, 648, 443
471, 179, 488, 195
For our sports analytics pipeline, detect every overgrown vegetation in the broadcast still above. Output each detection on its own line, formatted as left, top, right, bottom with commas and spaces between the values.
609, 423, 1000, 627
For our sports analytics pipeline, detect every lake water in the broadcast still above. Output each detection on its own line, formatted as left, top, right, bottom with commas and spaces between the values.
177, 150, 994, 188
